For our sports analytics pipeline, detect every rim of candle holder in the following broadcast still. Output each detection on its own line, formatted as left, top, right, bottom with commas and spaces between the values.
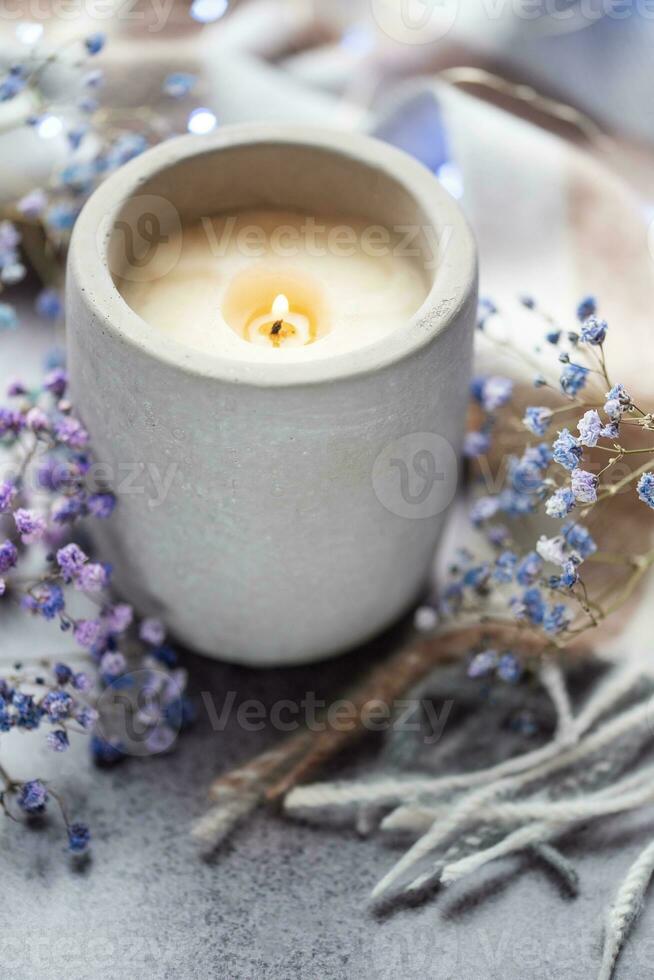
68, 123, 478, 388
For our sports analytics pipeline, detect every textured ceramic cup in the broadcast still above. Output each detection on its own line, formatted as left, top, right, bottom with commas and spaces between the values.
67, 125, 477, 666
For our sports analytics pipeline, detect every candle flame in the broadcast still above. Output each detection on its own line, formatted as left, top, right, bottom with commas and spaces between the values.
272, 293, 290, 319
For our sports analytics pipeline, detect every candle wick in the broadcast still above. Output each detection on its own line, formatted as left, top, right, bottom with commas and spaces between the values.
271, 320, 283, 336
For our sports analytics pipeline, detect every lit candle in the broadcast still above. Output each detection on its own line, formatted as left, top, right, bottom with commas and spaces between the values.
117, 209, 429, 361
245, 293, 312, 348
71, 127, 477, 666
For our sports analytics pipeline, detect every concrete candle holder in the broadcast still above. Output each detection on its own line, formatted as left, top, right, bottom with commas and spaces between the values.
67, 124, 477, 665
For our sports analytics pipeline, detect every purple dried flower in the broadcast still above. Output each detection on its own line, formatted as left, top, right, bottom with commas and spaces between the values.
577, 410, 602, 448
47, 729, 69, 752
75, 705, 98, 729
87, 492, 115, 518
56, 542, 88, 581
24, 407, 48, 433
104, 603, 133, 634
18, 780, 48, 814
73, 619, 103, 649
43, 368, 67, 397
0, 480, 16, 513
571, 469, 599, 504
0, 407, 24, 437
100, 651, 126, 679
0, 539, 18, 573
140, 618, 165, 646
14, 508, 46, 544
73, 672, 92, 693
74, 562, 109, 593
53, 416, 89, 449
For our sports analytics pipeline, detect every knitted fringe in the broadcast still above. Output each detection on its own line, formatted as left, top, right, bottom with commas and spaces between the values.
284, 657, 654, 973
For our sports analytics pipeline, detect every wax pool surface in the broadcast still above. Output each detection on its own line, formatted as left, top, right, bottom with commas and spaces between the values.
116, 209, 430, 362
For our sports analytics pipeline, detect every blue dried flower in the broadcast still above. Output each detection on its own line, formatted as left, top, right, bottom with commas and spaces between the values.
67, 822, 91, 853
468, 649, 498, 678
516, 552, 543, 587
163, 72, 196, 98
604, 384, 631, 420
472, 376, 514, 412
0, 303, 17, 331
0, 479, 16, 513
463, 564, 491, 589
54, 663, 73, 685
35, 288, 62, 321
562, 522, 597, 560
22, 583, 65, 620
91, 735, 125, 766
560, 363, 589, 397
637, 473, 654, 510
543, 604, 572, 635
464, 431, 491, 458
545, 488, 575, 519
551, 560, 580, 590
470, 496, 499, 525
580, 316, 607, 345
84, 33, 106, 55
152, 645, 178, 668
0, 695, 12, 732
523, 407, 552, 437
553, 429, 582, 471
577, 296, 597, 321
494, 551, 517, 584
522, 587, 546, 625
497, 653, 522, 684
42, 690, 73, 722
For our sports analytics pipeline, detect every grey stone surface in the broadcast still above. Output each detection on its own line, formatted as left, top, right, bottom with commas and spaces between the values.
2, 298, 653, 980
